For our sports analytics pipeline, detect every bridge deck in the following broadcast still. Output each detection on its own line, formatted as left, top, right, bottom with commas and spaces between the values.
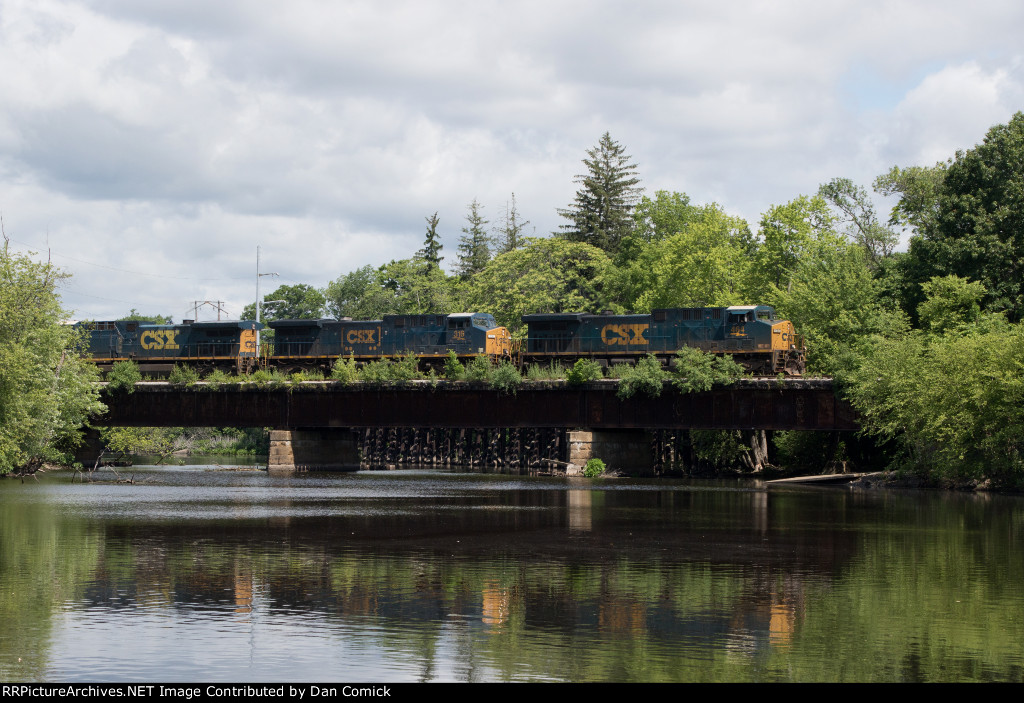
96, 379, 857, 431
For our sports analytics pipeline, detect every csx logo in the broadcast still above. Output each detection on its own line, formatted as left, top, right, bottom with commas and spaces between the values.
600, 323, 649, 346
140, 330, 179, 350
346, 329, 377, 344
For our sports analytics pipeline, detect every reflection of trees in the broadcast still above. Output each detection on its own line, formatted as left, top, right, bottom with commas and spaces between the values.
0, 501, 101, 681
5, 479, 1023, 681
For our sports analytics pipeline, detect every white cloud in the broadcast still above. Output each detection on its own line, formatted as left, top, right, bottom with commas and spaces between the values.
1, 0, 1023, 319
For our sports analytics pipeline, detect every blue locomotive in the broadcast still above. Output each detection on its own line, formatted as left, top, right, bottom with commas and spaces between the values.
268, 312, 513, 372
75, 319, 262, 374
522, 305, 805, 375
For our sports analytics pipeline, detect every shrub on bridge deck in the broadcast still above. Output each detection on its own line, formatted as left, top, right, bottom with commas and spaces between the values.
203, 369, 232, 388
248, 368, 287, 387
616, 355, 667, 398
671, 347, 745, 394
168, 364, 200, 385
489, 360, 522, 395
106, 361, 141, 394
357, 354, 424, 382
464, 355, 492, 383
359, 359, 393, 382
331, 355, 359, 383
525, 362, 566, 381
389, 353, 422, 381
444, 350, 465, 381
566, 358, 603, 385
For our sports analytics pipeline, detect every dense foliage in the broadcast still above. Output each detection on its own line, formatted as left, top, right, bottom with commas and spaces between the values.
0, 244, 104, 474
242, 283, 326, 322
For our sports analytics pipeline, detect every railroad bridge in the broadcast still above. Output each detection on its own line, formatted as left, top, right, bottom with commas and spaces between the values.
94, 378, 856, 473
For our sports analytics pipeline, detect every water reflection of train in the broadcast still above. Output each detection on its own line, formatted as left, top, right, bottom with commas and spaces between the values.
76, 305, 805, 376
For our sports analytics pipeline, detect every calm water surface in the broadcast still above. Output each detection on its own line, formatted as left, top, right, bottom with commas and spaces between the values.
1, 465, 1022, 682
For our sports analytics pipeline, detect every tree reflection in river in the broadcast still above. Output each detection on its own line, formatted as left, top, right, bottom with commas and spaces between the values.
0, 467, 1021, 682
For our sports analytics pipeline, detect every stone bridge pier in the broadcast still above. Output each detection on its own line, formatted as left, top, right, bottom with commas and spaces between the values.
267, 429, 361, 474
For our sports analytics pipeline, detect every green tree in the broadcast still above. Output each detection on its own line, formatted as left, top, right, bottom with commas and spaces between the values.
769, 235, 908, 376
749, 195, 834, 299
101, 426, 176, 463
873, 163, 947, 235
846, 321, 1024, 484
416, 212, 444, 271
119, 309, 173, 324
379, 258, 452, 314
916, 275, 986, 334
618, 190, 699, 265
899, 112, 1024, 320
242, 283, 326, 322
558, 132, 643, 255
326, 260, 452, 318
455, 199, 491, 277
324, 265, 394, 320
818, 177, 898, 267
494, 192, 530, 254
0, 242, 104, 474
461, 238, 613, 332
632, 204, 754, 311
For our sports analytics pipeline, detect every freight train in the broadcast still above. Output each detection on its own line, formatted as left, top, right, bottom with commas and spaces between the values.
522, 305, 805, 375
75, 305, 805, 377
75, 319, 262, 375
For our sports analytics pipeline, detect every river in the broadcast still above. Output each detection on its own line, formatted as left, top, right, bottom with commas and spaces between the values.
1, 464, 1022, 682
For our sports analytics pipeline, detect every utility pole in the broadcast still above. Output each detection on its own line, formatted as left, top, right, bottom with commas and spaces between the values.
256, 245, 278, 350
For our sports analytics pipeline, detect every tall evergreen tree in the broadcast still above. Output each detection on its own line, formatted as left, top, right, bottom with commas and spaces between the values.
494, 192, 530, 255
558, 132, 643, 255
416, 212, 444, 271
455, 199, 491, 277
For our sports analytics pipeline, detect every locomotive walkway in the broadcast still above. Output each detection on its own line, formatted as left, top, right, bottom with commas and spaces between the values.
91, 379, 857, 473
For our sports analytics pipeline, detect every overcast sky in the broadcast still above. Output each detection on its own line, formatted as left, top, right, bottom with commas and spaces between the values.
2, 0, 1022, 322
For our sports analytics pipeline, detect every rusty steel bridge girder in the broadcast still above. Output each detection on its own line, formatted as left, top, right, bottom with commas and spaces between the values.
95, 379, 858, 431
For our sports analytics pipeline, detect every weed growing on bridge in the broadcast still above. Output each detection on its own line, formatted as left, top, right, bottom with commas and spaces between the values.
525, 362, 566, 381
248, 369, 287, 387
389, 353, 422, 381
464, 355, 492, 383
168, 364, 200, 385
616, 355, 667, 399
566, 358, 603, 385
203, 369, 231, 388
490, 361, 522, 395
444, 350, 465, 380
332, 355, 359, 383
106, 361, 141, 393
672, 347, 745, 394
